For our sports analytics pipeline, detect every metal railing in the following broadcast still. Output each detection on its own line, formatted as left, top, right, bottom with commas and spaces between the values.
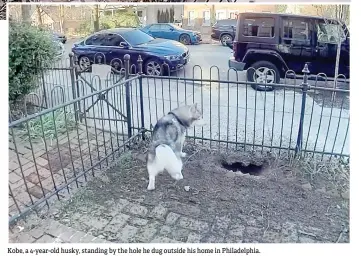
8, 54, 349, 224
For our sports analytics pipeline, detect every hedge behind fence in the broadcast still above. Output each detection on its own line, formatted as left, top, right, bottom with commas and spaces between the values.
9, 22, 57, 102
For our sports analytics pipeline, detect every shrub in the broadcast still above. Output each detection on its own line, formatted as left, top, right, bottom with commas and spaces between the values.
76, 22, 93, 36
9, 22, 57, 102
99, 10, 141, 30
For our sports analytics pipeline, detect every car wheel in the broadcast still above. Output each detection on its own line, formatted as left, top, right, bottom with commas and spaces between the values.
78, 56, 91, 71
110, 59, 124, 75
246, 61, 280, 91
144, 59, 164, 76
220, 34, 233, 46
179, 34, 191, 45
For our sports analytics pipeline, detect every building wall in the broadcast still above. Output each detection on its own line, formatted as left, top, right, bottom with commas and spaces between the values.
182, 4, 277, 33
138, 5, 183, 25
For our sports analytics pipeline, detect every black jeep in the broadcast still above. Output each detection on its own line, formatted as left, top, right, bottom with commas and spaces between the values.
228, 12, 350, 91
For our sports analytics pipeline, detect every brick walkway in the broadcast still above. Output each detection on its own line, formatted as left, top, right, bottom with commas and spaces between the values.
9, 185, 349, 244
9, 219, 110, 244
9, 124, 125, 219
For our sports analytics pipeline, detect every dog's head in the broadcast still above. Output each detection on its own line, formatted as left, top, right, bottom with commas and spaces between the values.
189, 103, 205, 127
171, 103, 205, 128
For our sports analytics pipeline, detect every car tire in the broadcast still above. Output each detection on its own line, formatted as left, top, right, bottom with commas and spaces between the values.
78, 56, 92, 72
220, 34, 233, 46
144, 58, 169, 76
246, 61, 280, 91
179, 34, 191, 45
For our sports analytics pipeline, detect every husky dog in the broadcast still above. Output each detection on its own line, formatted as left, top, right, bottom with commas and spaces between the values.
147, 103, 205, 190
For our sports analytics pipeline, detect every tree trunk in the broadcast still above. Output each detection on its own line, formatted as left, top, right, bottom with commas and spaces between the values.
21, 4, 31, 23
59, 5, 65, 33
333, 38, 341, 87
210, 4, 216, 26
36, 5, 43, 26
94, 5, 100, 32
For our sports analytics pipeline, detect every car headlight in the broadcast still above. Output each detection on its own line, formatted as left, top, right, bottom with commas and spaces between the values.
164, 55, 181, 61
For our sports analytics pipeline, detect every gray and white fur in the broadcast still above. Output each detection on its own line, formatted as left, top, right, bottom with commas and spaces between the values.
147, 103, 205, 190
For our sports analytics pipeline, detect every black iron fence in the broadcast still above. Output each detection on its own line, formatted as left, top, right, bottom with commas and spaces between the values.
8, 54, 349, 224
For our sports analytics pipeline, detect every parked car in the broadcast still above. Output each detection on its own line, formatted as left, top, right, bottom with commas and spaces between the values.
53, 32, 67, 44
141, 23, 201, 45
228, 12, 350, 91
211, 19, 237, 46
54, 40, 65, 59
72, 28, 190, 76
173, 19, 183, 28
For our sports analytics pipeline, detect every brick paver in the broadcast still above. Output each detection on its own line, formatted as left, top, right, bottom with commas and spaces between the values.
9, 192, 349, 244
8, 126, 119, 220
9, 218, 111, 243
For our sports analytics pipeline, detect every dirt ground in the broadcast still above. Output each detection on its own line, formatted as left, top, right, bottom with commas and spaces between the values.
38, 139, 350, 244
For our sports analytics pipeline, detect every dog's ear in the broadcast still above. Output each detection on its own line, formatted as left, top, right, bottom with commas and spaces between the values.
190, 103, 198, 112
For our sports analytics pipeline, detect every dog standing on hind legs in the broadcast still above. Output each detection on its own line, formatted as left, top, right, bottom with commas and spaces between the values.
146, 103, 205, 190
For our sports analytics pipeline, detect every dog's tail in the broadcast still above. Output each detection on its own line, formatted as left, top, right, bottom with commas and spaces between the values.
148, 144, 183, 180
155, 144, 182, 173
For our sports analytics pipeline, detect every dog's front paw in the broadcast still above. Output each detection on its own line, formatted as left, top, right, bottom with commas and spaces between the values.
181, 152, 187, 157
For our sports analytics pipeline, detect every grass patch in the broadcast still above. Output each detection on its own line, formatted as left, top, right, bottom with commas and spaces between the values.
270, 151, 349, 193
12, 109, 77, 145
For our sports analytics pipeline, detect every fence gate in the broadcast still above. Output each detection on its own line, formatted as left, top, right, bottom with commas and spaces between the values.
70, 53, 131, 137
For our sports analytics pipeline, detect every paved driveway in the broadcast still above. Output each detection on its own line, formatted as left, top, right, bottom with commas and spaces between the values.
34, 41, 349, 156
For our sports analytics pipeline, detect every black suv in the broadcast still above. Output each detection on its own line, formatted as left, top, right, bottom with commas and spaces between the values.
211, 19, 237, 46
228, 12, 350, 91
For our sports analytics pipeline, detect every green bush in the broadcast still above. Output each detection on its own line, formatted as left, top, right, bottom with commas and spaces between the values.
9, 22, 57, 102
76, 22, 93, 36
99, 10, 141, 30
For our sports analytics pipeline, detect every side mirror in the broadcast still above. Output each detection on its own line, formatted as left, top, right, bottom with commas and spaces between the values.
120, 42, 129, 48
170, 27, 175, 31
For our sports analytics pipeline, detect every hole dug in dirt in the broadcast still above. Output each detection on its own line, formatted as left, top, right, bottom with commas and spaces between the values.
221, 161, 264, 176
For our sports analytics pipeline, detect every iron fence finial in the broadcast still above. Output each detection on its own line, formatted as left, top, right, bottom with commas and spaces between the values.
137, 55, 143, 74
302, 63, 310, 74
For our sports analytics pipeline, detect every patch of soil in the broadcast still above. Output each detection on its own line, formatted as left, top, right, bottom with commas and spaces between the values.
41, 143, 81, 172
275, 79, 349, 110
53, 141, 349, 243
307, 90, 349, 110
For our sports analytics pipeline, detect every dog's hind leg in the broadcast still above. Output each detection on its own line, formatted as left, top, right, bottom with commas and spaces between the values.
166, 157, 184, 181
147, 161, 160, 191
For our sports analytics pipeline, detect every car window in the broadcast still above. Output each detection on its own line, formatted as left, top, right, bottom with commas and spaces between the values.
149, 24, 161, 31
160, 24, 172, 30
216, 19, 236, 27
316, 21, 346, 44
228, 19, 237, 26
282, 18, 311, 45
243, 18, 275, 38
85, 34, 107, 46
121, 29, 154, 46
102, 33, 125, 47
